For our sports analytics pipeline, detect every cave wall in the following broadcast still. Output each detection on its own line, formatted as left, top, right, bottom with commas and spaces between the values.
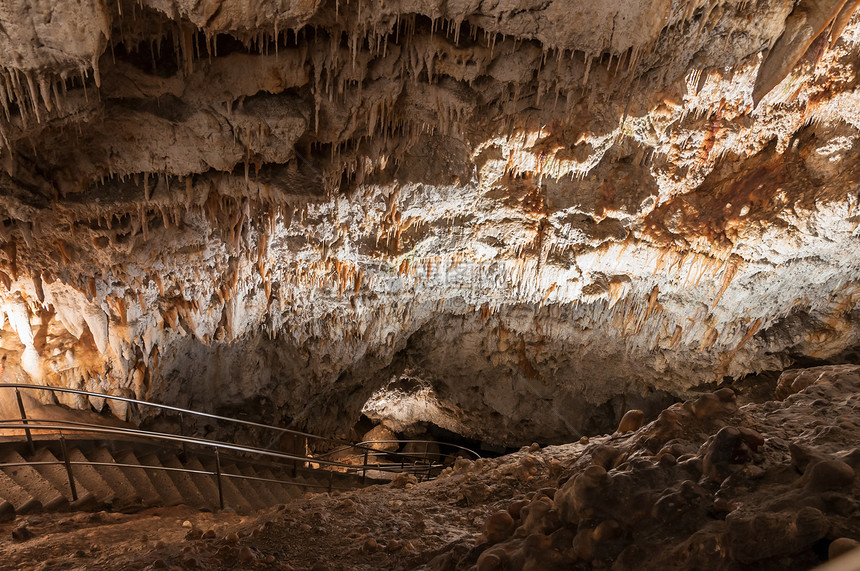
0, 0, 858, 445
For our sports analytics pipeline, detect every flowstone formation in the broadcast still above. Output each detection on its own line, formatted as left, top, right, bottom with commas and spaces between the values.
0, 0, 859, 444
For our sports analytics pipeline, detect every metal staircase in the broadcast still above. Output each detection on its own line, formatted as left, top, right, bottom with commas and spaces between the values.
0, 383, 479, 520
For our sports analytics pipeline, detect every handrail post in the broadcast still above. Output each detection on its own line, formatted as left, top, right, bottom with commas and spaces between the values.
178, 412, 188, 460
59, 431, 78, 502
214, 447, 224, 510
15, 389, 35, 454
361, 448, 369, 485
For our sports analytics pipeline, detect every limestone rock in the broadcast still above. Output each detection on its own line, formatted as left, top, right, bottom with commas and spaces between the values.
724, 507, 830, 564
616, 410, 644, 433
362, 425, 399, 452
776, 365, 860, 400
829, 538, 860, 560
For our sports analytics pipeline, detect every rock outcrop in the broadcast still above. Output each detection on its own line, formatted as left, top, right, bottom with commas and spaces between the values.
0, 0, 858, 444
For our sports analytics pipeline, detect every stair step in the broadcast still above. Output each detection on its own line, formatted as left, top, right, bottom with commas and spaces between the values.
335, 471, 361, 484
257, 467, 302, 503
159, 454, 210, 509
0, 450, 68, 511
68, 449, 121, 506
296, 472, 327, 491
85, 447, 143, 507
137, 453, 185, 506
223, 463, 267, 509
270, 467, 312, 496
199, 458, 254, 513
0, 467, 41, 514
236, 464, 279, 507
110, 449, 162, 506
327, 471, 358, 490
184, 457, 222, 509
30, 448, 98, 509
258, 467, 302, 501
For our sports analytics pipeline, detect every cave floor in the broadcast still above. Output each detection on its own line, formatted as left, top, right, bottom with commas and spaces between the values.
0, 466, 521, 570
1, 365, 858, 571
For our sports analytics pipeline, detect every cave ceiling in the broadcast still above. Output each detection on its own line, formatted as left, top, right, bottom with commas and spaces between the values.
0, 0, 858, 445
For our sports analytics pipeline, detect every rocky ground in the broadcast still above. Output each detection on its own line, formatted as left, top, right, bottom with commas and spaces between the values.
0, 363, 857, 570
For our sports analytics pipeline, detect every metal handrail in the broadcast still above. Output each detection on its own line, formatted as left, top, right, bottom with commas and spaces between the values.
355, 439, 482, 459
0, 459, 351, 492
0, 421, 373, 507
0, 383, 481, 509
0, 418, 449, 476
0, 382, 334, 445
0, 419, 393, 473
316, 439, 481, 466
0, 383, 480, 465
0, 419, 447, 484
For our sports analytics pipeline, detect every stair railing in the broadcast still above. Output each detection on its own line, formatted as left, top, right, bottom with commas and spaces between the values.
0, 419, 381, 510
0, 383, 480, 480
0, 383, 481, 510
14, 388, 35, 454
0, 418, 407, 473
320, 439, 482, 481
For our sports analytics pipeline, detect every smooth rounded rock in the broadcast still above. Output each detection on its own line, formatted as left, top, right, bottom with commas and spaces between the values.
738, 427, 764, 451
829, 538, 860, 560
691, 393, 727, 419
476, 552, 504, 571
238, 546, 256, 562
0, 501, 14, 523
617, 409, 645, 433
572, 528, 595, 560
362, 538, 380, 553
593, 519, 622, 541
805, 460, 855, 491
508, 499, 529, 520
714, 387, 736, 402
484, 511, 515, 544
702, 427, 748, 481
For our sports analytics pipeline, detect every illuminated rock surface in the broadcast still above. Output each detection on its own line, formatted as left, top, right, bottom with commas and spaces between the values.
0, 0, 859, 444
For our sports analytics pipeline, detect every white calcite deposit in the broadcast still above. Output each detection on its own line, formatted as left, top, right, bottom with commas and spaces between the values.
0, 0, 857, 444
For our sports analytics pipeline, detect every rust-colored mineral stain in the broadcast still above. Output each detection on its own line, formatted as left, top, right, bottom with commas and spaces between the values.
669, 325, 683, 348
518, 338, 540, 380
644, 285, 661, 321
712, 258, 740, 309
642, 142, 798, 252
